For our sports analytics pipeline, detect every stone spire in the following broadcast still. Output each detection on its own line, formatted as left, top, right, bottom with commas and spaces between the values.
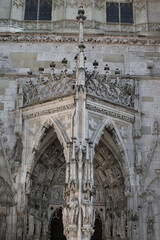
76, 6, 86, 87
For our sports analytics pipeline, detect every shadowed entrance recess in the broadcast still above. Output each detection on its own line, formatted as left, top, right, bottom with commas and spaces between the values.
50, 209, 66, 240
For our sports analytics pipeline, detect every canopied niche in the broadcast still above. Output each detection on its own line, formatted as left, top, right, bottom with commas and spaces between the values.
93, 128, 128, 239
26, 127, 66, 239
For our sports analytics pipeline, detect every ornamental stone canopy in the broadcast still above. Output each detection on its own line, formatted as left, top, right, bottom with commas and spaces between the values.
23, 34, 136, 110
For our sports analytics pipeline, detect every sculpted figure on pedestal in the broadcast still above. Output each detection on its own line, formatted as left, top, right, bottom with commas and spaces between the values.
82, 192, 90, 225
119, 210, 126, 239
70, 193, 79, 225
105, 213, 111, 237
147, 202, 154, 240
135, 143, 142, 173
0, 218, 6, 239
17, 217, 24, 240
25, 172, 32, 194
112, 212, 118, 238
42, 212, 48, 239
28, 210, 35, 237
124, 176, 131, 196
35, 211, 42, 238
14, 135, 23, 163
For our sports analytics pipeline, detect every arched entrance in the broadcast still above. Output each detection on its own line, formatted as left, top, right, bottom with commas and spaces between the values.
91, 214, 103, 240
93, 128, 128, 239
50, 208, 66, 240
27, 127, 66, 239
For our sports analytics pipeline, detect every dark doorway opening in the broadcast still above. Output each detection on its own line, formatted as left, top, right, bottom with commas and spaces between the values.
91, 216, 103, 240
50, 209, 66, 240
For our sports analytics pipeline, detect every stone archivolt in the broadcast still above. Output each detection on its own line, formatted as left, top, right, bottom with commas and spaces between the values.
26, 129, 66, 239
93, 129, 128, 239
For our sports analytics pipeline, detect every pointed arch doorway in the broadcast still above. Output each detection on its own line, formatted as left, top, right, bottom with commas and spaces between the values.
27, 127, 66, 239
93, 127, 128, 240
50, 208, 66, 240
91, 214, 103, 240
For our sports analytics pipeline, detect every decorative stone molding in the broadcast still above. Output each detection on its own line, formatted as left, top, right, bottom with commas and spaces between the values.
13, 0, 23, 8
95, 0, 105, 11
23, 72, 75, 106
22, 103, 75, 120
149, 24, 160, 32
54, 0, 64, 9
0, 32, 160, 45
86, 75, 135, 109
134, 0, 146, 12
87, 104, 134, 123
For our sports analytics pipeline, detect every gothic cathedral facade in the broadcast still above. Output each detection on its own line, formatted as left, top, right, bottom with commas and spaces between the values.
0, 1, 160, 240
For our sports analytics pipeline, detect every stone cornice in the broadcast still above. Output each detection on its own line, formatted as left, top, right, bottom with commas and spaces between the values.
22, 97, 75, 120
0, 33, 160, 46
86, 101, 135, 123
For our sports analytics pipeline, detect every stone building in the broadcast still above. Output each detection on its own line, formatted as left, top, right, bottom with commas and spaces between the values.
0, 0, 160, 239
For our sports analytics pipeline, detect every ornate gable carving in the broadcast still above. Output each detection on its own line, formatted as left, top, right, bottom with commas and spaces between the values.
86, 74, 135, 109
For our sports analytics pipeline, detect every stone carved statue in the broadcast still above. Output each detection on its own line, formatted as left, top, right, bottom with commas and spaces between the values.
132, 221, 139, 240
70, 193, 79, 225
17, 217, 24, 240
147, 202, 154, 240
135, 143, 142, 173
0, 218, 7, 239
35, 211, 42, 238
28, 210, 35, 237
82, 192, 90, 225
105, 213, 111, 237
42, 212, 48, 239
63, 204, 69, 231
25, 172, 32, 194
14, 135, 23, 163
119, 210, 126, 239
112, 212, 118, 238
124, 177, 131, 196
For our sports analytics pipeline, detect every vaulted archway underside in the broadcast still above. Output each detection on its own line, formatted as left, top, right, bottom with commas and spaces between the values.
27, 127, 66, 239
93, 129, 127, 239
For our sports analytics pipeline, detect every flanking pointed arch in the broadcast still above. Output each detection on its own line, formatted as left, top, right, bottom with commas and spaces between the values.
25, 122, 66, 240
91, 117, 134, 185
25, 115, 70, 176
92, 117, 135, 240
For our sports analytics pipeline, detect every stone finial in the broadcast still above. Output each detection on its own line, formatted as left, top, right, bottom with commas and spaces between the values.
115, 68, 120, 75
76, 6, 87, 22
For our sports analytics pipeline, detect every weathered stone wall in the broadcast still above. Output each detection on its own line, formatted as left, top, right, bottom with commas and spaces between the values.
0, 0, 160, 34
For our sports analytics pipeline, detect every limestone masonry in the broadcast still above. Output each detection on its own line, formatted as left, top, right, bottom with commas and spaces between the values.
0, 1, 160, 240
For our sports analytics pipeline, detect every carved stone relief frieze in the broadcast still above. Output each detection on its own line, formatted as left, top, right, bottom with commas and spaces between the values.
1, 33, 160, 45
95, 0, 105, 11
149, 24, 160, 32
66, 0, 78, 8
87, 104, 134, 123
54, 0, 64, 9
86, 74, 135, 109
23, 70, 75, 106
13, 0, 23, 8
134, 0, 146, 12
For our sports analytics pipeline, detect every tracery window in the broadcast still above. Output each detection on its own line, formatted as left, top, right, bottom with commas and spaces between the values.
24, 0, 52, 21
106, 2, 133, 24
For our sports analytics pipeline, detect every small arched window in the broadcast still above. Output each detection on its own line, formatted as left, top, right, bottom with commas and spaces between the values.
106, 2, 133, 24
24, 0, 52, 21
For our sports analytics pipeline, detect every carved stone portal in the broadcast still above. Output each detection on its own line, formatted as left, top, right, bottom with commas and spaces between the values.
26, 127, 66, 239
